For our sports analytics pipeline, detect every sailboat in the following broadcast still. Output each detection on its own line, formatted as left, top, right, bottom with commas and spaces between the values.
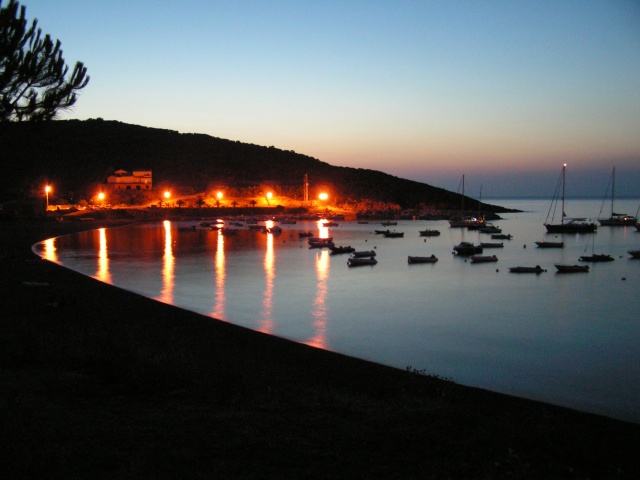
598, 168, 637, 226
544, 164, 597, 233
579, 235, 614, 262
448, 175, 485, 228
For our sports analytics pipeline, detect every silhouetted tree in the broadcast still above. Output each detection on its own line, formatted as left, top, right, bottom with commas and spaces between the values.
0, 0, 90, 121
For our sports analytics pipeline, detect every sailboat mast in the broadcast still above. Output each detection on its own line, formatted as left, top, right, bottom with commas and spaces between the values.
561, 164, 566, 225
461, 175, 465, 215
611, 167, 615, 216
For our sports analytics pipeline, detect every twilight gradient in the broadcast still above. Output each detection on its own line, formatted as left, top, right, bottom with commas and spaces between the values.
22, 0, 640, 196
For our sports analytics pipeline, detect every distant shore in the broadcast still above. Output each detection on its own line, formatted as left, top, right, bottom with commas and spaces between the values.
1, 217, 639, 479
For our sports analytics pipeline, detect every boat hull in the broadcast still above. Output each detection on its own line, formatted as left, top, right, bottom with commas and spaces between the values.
545, 223, 597, 233
408, 255, 438, 264
555, 264, 589, 273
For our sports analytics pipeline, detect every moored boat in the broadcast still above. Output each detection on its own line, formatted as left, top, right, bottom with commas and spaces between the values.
308, 237, 334, 248
347, 256, 378, 267
535, 241, 564, 248
478, 225, 502, 234
381, 221, 397, 226
329, 245, 355, 254
509, 265, 546, 274
407, 255, 438, 264
491, 234, 513, 240
544, 164, 597, 233
598, 168, 637, 226
382, 231, 404, 238
579, 254, 614, 262
352, 250, 376, 258
628, 250, 640, 259
453, 242, 483, 256
419, 229, 441, 237
555, 264, 589, 273
479, 242, 503, 248
470, 255, 498, 263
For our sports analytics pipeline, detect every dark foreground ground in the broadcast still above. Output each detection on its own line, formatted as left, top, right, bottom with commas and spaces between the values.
1, 218, 639, 479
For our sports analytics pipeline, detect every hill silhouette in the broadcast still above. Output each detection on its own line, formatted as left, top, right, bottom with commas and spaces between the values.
1, 119, 509, 213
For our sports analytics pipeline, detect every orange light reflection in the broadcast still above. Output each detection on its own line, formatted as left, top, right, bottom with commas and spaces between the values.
306, 249, 329, 348
211, 231, 226, 319
96, 228, 112, 283
42, 238, 58, 262
316, 220, 330, 239
259, 229, 275, 334
157, 220, 174, 303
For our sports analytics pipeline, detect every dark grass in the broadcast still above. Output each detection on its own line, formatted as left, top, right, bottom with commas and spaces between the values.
1, 218, 639, 479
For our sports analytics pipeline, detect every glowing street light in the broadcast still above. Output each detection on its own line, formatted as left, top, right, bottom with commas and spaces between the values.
266, 191, 273, 206
45, 185, 51, 210
216, 191, 223, 207
318, 192, 328, 201
98, 192, 105, 206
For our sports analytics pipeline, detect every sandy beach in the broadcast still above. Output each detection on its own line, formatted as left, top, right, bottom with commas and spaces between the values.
1, 217, 639, 479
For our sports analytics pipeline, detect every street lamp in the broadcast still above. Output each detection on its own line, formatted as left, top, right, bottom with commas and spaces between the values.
163, 190, 170, 207
216, 191, 223, 207
98, 192, 105, 207
266, 191, 272, 206
318, 192, 328, 201
45, 185, 51, 211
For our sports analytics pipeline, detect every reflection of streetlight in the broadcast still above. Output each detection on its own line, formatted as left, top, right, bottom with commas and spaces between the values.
45, 185, 51, 210
266, 191, 272, 206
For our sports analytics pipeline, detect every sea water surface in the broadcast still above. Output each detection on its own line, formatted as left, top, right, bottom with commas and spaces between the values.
34, 198, 640, 423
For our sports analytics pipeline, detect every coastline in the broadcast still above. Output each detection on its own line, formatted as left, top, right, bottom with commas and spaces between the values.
2, 218, 639, 479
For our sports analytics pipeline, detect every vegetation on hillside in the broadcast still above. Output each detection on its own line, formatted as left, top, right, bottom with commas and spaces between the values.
1, 119, 512, 215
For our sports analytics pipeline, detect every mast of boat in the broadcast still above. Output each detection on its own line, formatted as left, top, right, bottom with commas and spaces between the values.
561, 163, 566, 225
461, 174, 465, 216
611, 167, 616, 217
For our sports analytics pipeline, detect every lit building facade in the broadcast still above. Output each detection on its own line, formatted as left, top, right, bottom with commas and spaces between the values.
107, 170, 152, 190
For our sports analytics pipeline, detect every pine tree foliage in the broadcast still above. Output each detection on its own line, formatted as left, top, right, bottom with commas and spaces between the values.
0, 0, 89, 121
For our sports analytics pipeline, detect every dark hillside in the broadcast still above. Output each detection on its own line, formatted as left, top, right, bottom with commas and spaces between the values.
2, 119, 509, 212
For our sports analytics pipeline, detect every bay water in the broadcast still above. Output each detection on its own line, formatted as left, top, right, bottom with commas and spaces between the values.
34, 198, 640, 422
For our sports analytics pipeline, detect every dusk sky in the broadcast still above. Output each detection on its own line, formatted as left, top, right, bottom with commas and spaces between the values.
22, 0, 640, 197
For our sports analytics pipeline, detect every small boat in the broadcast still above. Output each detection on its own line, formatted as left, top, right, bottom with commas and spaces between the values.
479, 242, 503, 248
329, 245, 355, 254
579, 254, 614, 262
448, 175, 486, 229
322, 221, 339, 227
509, 265, 546, 274
470, 255, 498, 263
478, 225, 502, 234
419, 229, 441, 237
491, 234, 513, 240
555, 264, 589, 273
628, 250, 640, 259
453, 242, 483, 256
381, 221, 397, 226
308, 237, 334, 248
352, 250, 377, 258
374, 229, 389, 235
598, 168, 637, 226
544, 164, 597, 233
298, 231, 314, 237
267, 226, 282, 234
535, 241, 564, 248
347, 256, 378, 267
408, 255, 438, 264
248, 224, 265, 231
382, 231, 404, 238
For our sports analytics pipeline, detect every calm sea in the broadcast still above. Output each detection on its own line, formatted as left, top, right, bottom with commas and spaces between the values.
34, 198, 640, 423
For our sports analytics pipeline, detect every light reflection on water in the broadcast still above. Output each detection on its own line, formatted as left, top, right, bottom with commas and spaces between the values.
33, 198, 640, 423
